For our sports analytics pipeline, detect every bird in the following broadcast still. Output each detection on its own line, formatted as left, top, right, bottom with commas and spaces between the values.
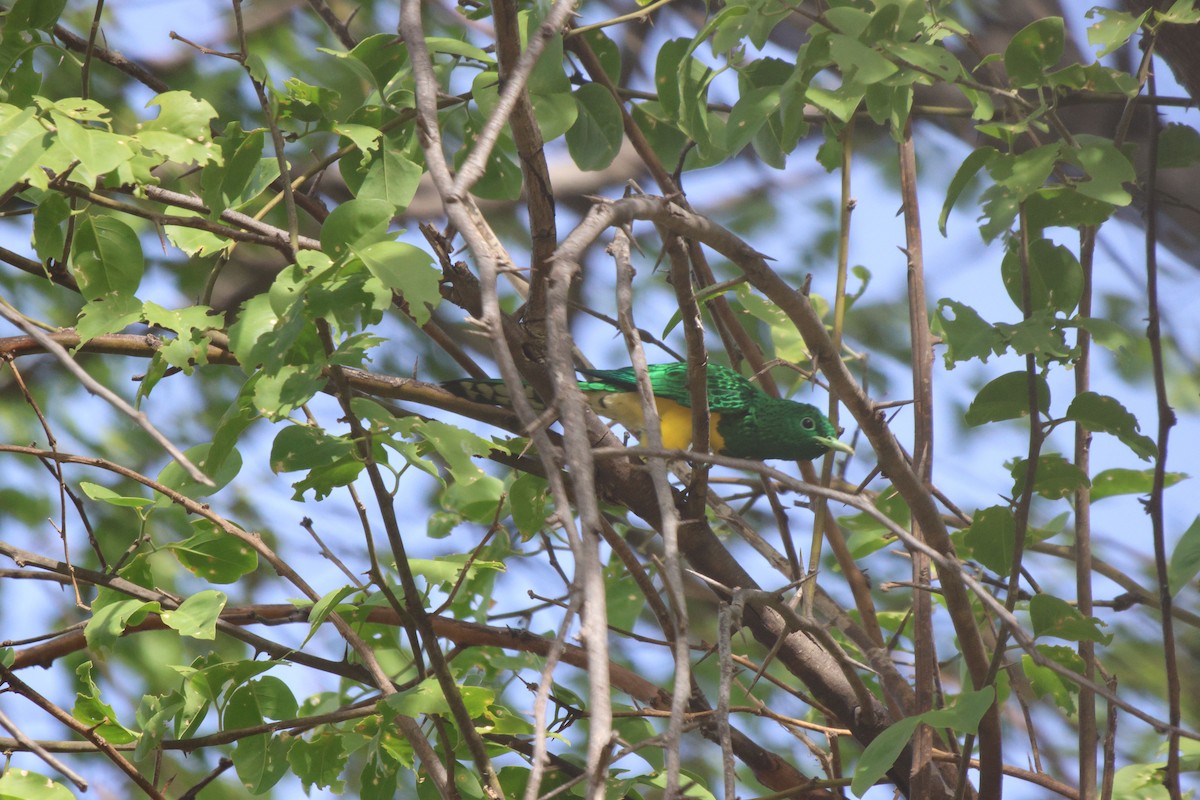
441, 362, 853, 461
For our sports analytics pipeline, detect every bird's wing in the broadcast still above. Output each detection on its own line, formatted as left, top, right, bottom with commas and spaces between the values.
578, 363, 760, 414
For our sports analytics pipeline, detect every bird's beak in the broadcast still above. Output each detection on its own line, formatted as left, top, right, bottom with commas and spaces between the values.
816, 436, 854, 456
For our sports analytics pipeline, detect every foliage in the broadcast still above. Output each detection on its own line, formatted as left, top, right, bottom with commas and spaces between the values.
0, 0, 1197, 798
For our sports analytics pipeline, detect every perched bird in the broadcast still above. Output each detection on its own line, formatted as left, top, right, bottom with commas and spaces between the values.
442, 362, 852, 461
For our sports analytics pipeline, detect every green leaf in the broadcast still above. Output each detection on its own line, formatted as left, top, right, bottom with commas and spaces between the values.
725, 85, 780, 155
1029, 594, 1112, 644
852, 689, 995, 797
160, 590, 227, 640
72, 214, 145, 301
0, 769, 75, 800
1157, 0, 1200, 24
425, 36, 494, 64
331, 33, 410, 91
1024, 185, 1114, 231
455, 122, 523, 200
226, 676, 299, 727
382, 678, 493, 719
271, 424, 357, 473
1064, 392, 1157, 460
735, 284, 811, 362
863, 83, 911, 134
138, 91, 220, 166
79, 480, 152, 509
519, 9, 569, 95
655, 39, 691, 122
441, 473, 506, 523
354, 147, 423, 211
1168, 517, 1200, 596
143, 90, 218, 137
32, 190, 70, 263
74, 661, 139, 744
156, 442, 243, 502
409, 556, 504, 588
828, 33, 897, 85
303, 585, 364, 646
1091, 468, 1187, 501
170, 521, 259, 584
1085, 7, 1148, 58
839, 487, 910, 559
270, 424, 365, 500
253, 362, 328, 421
932, 300, 1005, 366
354, 240, 439, 325
142, 301, 224, 373
964, 371, 1049, 426
226, 294, 280, 367
990, 143, 1060, 199
510, 473, 549, 538
567, 83, 624, 170
1000, 238, 1083, 315
887, 41, 965, 83
288, 732, 349, 794
320, 198, 396, 260
1004, 17, 1065, 87
1069, 135, 1134, 206
805, 83, 864, 124
201, 124, 266, 212
0, 105, 50, 191
994, 311, 1073, 365
51, 112, 135, 179
530, 88, 578, 142
1157, 122, 1200, 169
232, 732, 291, 794
10, 0, 69, 29
920, 687, 995, 733
134, 692, 184, 761
962, 506, 1017, 574
631, 101, 691, 172
1021, 647, 1080, 714
605, 558, 647, 632
334, 122, 382, 155
75, 293, 144, 343
1010, 453, 1089, 500
85, 598, 161, 650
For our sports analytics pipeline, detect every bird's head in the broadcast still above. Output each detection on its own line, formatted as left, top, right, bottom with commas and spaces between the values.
721, 398, 854, 461
790, 404, 854, 461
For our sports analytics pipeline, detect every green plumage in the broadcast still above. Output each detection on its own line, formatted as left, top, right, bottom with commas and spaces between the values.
575, 362, 761, 413
442, 362, 851, 462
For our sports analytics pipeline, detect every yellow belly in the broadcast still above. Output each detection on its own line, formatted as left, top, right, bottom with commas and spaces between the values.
586, 393, 726, 453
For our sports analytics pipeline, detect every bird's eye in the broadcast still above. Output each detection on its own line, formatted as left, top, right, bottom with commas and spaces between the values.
802, 417, 816, 430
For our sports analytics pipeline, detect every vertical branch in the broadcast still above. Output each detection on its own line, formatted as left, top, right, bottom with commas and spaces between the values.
804, 119, 854, 617
897, 118, 937, 796
1143, 67, 1182, 800
659, 231, 711, 508
611, 230, 691, 797
79, 0, 105, 101
451, 0, 578, 197
1078, 26, 1159, 797
1074, 224, 1097, 798
545, 242, 613, 800
491, 0, 558, 352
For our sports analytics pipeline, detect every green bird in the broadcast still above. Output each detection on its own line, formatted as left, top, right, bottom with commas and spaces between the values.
442, 362, 852, 461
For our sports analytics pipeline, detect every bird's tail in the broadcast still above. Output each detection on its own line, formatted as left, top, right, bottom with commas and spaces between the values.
441, 378, 545, 410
